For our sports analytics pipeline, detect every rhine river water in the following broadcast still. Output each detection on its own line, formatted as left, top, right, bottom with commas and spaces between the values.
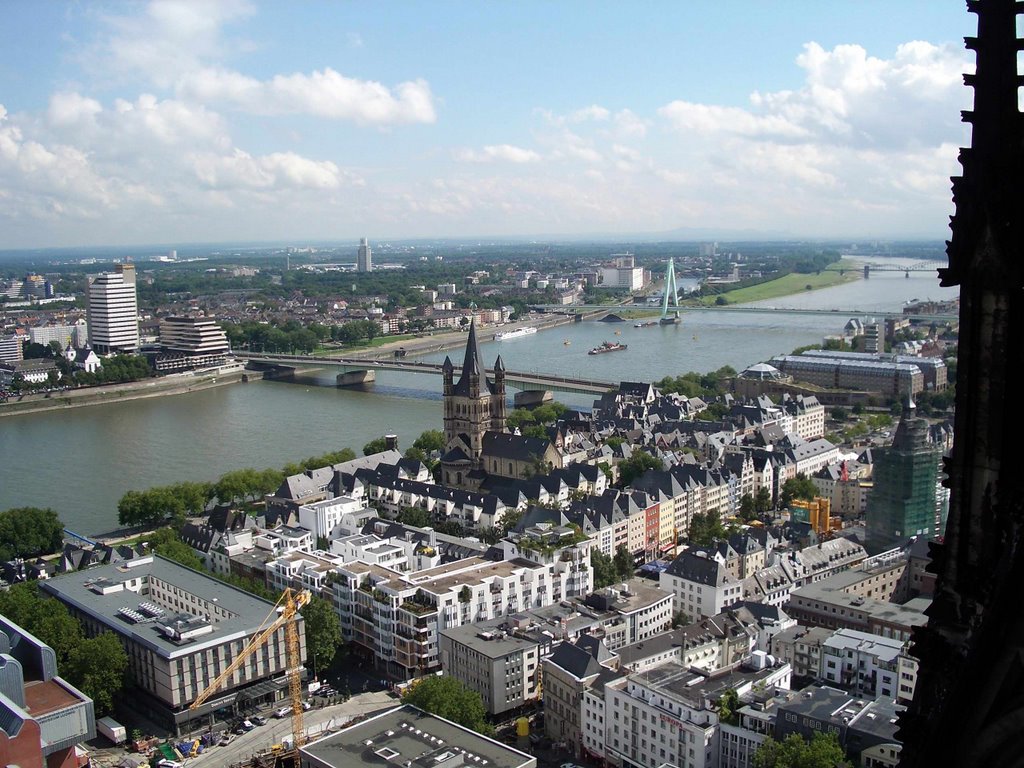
0, 258, 956, 535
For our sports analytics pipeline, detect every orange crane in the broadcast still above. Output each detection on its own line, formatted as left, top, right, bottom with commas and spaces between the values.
190, 587, 311, 766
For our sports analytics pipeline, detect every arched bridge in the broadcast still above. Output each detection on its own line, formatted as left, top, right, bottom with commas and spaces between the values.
244, 354, 616, 396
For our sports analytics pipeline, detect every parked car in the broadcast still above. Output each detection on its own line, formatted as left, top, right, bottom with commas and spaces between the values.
252, 715, 268, 726
218, 734, 234, 747
274, 706, 293, 718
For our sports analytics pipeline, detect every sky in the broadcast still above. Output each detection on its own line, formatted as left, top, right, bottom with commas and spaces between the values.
0, 1, 978, 249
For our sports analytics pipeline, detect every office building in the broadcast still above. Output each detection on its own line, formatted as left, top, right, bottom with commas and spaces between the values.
357, 237, 373, 272
300, 705, 536, 768
85, 265, 138, 354
40, 555, 305, 734
0, 335, 23, 363
865, 404, 944, 554
155, 316, 231, 371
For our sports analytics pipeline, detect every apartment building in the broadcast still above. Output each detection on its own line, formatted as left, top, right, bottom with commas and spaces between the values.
602, 660, 792, 768
330, 536, 594, 681
660, 550, 745, 620
438, 625, 542, 716
543, 637, 619, 757
820, 628, 917, 703
40, 556, 305, 734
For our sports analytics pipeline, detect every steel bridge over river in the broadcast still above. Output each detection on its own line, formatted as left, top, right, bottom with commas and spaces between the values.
244, 354, 616, 396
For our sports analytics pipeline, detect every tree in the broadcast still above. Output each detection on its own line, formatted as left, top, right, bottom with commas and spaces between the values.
117, 487, 185, 528
752, 732, 849, 768
617, 451, 663, 487
363, 436, 389, 456
411, 430, 446, 454
148, 527, 204, 570
301, 595, 343, 676
754, 487, 772, 513
717, 688, 740, 725
0, 582, 83, 667
592, 549, 618, 589
781, 474, 818, 508
173, 481, 213, 517
0, 507, 64, 561
396, 507, 432, 528
401, 675, 491, 735
65, 632, 129, 717
688, 510, 727, 546
613, 545, 634, 581
738, 494, 756, 522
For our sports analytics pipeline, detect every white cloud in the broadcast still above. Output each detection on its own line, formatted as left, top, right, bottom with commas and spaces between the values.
192, 149, 355, 190
455, 144, 541, 164
48, 93, 103, 127
570, 105, 611, 122
96, 0, 255, 87
178, 67, 437, 125
613, 109, 648, 138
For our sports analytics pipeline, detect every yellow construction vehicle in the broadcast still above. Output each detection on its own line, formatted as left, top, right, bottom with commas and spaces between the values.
190, 587, 311, 767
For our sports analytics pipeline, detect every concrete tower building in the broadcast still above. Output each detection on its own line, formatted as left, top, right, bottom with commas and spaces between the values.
357, 237, 373, 272
865, 401, 943, 554
86, 264, 139, 355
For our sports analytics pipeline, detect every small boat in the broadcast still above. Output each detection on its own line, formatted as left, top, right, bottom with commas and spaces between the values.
563, 339, 571, 346
614, 330, 621, 335
588, 341, 627, 355
634, 320, 657, 328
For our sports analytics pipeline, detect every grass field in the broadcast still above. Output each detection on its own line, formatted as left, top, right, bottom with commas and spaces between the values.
311, 333, 418, 356
692, 258, 861, 306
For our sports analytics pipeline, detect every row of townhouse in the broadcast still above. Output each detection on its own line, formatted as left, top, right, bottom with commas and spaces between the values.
661, 536, 868, 621
362, 473, 512, 532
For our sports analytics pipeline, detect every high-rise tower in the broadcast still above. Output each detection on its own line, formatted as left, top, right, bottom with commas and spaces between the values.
85, 264, 139, 355
439, 320, 506, 487
357, 237, 373, 273
864, 401, 943, 554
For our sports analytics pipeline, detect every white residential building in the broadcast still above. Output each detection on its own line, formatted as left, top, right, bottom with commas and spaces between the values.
660, 550, 745, 620
603, 661, 791, 768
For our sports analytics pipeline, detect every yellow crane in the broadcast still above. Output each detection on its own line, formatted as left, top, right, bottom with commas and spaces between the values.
190, 587, 311, 766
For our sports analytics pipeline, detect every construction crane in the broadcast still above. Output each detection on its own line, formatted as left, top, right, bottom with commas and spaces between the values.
190, 587, 311, 766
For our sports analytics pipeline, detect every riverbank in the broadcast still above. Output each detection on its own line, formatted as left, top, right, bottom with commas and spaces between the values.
0, 365, 252, 419
339, 314, 577, 360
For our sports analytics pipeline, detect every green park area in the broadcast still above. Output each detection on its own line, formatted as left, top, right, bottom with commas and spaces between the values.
693, 258, 861, 306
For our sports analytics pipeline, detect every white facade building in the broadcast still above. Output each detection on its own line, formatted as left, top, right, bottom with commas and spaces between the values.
86, 266, 139, 356
86, 265, 139, 354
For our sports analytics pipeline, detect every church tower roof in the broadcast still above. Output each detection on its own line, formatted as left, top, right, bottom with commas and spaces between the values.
453, 319, 494, 396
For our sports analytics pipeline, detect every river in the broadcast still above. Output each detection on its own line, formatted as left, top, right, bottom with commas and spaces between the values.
0, 258, 957, 535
